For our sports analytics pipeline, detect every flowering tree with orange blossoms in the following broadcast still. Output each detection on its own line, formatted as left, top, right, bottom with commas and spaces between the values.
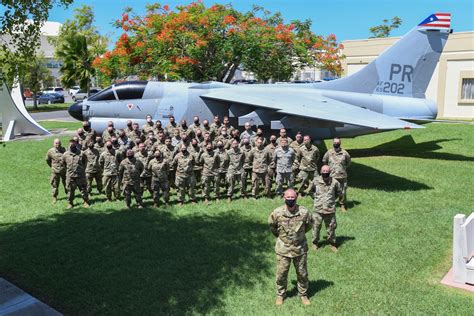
93, 2, 344, 83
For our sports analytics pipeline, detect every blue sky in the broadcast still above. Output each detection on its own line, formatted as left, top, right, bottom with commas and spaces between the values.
47, 0, 473, 45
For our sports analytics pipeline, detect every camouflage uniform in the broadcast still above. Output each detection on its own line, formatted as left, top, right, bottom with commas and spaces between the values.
46, 146, 67, 198
84, 146, 103, 194
209, 122, 221, 138
172, 151, 196, 203
118, 157, 144, 207
147, 157, 170, 205
102, 129, 117, 142
226, 147, 245, 198
290, 140, 303, 180
296, 144, 320, 194
264, 142, 277, 196
63, 148, 89, 205
215, 149, 229, 198
136, 150, 153, 196
165, 122, 180, 137
240, 130, 256, 143
241, 144, 253, 196
310, 176, 342, 246
276, 136, 293, 146
99, 148, 119, 201
215, 134, 232, 150
142, 122, 155, 135
129, 130, 144, 146
249, 146, 271, 197
273, 147, 296, 195
94, 141, 105, 155
268, 204, 313, 298
322, 148, 351, 206
199, 149, 219, 199
83, 127, 97, 145
161, 144, 177, 188
189, 144, 203, 185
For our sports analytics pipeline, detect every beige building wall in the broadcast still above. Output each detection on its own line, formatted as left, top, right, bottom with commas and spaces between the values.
342, 31, 474, 119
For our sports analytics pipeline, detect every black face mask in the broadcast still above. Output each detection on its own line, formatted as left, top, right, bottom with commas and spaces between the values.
218, 145, 224, 149
333, 143, 341, 149
106, 145, 113, 150
70, 145, 76, 151
285, 199, 296, 207
322, 172, 330, 179
194, 120, 199, 124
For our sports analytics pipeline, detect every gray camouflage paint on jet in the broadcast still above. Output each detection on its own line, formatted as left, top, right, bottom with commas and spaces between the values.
69, 13, 451, 140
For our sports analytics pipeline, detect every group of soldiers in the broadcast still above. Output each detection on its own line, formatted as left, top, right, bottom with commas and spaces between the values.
45, 114, 351, 210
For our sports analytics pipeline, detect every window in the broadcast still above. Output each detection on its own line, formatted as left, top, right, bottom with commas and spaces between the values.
461, 78, 474, 100
88, 87, 116, 101
458, 71, 474, 104
114, 81, 147, 100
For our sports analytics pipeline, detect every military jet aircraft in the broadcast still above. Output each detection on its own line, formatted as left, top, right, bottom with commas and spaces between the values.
68, 13, 452, 139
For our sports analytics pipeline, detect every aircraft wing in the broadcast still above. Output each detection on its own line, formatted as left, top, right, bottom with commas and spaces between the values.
201, 88, 423, 130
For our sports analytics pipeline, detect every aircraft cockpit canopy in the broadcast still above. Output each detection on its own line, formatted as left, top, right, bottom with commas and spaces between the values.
88, 81, 148, 101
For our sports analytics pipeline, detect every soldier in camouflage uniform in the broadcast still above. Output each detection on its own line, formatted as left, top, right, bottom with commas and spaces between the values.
189, 115, 202, 135
322, 137, 351, 212
240, 122, 256, 142
179, 119, 194, 139
99, 141, 120, 201
290, 132, 303, 181
276, 128, 293, 146
240, 137, 253, 197
82, 121, 97, 144
215, 127, 232, 149
210, 115, 221, 137
296, 135, 320, 195
165, 115, 179, 137
214, 141, 229, 200
147, 150, 170, 207
46, 138, 67, 203
310, 165, 343, 252
76, 128, 87, 149
189, 138, 203, 185
199, 143, 219, 203
268, 189, 313, 306
94, 136, 105, 155
63, 139, 90, 209
274, 138, 296, 196
154, 120, 164, 136
172, 144, 197, 205
264, 135, 277, 197
125, 120, 134, 139
135, 143, 153, 197
142, 115, 155, 135
218, 116, 235, 135
118, 149, 144, 208
84, 140, 103, 194
129, 122, 144, 146
226, 139, 245, 201
201, 119, 214, 140
249, 137, 271, 198
102, 122, 117, 142
161, 137, 176, 189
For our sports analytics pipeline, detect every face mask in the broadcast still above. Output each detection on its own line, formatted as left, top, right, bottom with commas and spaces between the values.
127, 124, 132, 128
257, 132, 262, 136
333, 143, 341, 149
271, 139, 276, 144
181, 150, 187, 154
285, 199, 296, 207
70, 145, 76, 151
194, 120, 199, 124
106, 145, 113, 150
322, 172, 330, 179
155, 155, 161, 159
218, 145, 224, 149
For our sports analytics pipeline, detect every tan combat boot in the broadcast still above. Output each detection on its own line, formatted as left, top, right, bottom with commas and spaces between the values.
340, 204, 347, 212
329, 244, 338, 252
275, 296, 284, 306
311, 244, 319, 252
66, 203, 73, 209
52, 197, 57, 204
83, 201, 90, 208
227, 197, 232, 203
300, 296, 311, 306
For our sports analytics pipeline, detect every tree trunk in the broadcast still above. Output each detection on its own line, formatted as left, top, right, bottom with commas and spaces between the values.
225, 63, 239, 83
32, 92, 38, 110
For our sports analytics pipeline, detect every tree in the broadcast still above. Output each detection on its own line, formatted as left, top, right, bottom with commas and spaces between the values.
93, 2, 344, 83
369, 16, 402, 38
22, 54, 54, 110
52, 5, 107, 89
0, 0, 73, 84
56, 34, 95, 93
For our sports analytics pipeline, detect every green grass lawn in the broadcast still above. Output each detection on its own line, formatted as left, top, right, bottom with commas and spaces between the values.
26, 103, 72, 112
0, 123, 473, 314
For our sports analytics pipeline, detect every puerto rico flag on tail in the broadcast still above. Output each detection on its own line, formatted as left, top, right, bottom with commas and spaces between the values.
418, 13, 451, 30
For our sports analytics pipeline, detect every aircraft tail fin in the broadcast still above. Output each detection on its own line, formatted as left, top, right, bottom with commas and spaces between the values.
316, 13, 451, 98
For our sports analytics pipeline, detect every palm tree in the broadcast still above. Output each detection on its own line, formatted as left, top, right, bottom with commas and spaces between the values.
56, 34, 95, 94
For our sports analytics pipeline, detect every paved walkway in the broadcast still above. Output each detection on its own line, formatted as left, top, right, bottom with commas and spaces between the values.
30, 110, 75, 122
0, 278, 62, 316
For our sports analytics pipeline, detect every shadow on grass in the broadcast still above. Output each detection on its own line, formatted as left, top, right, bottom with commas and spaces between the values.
287, 279, 334, 298
0, 209, 272, 315
349, 162, 432, 191
350, 135, 474, 161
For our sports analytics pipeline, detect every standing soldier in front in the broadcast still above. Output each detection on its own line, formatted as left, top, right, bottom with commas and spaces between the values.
118, 149, 144, 208
84, 140, 103, 195
147, 150, 170, 207
226, 139, 245, 201
199, 143, 219, 203
172, 144, 197, 205
63, 139, 90, 209
46, 138, 67, 203
322, 137, 351, 212
273, 138, 296, 196
100, 141, 120, 201
296, 135, 320, 195
249, 137, 271, 198
240, 137, 253, 197
268, 189, 313, 306
311, 165, 343, 252
264, 135, 277, 197
214, 140, 229, 200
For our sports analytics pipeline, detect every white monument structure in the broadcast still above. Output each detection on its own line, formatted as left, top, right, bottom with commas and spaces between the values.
452, 213, 474, 285
0, 78, 50, 141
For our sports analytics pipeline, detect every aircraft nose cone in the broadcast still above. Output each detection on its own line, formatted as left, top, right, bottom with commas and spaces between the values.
68, 101, 83, 121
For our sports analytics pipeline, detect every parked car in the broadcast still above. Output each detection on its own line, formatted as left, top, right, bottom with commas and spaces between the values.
69, 86, 80, 95
72, 88, 101, 101
38, 93, 65, 104
44, 87, 65, 96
